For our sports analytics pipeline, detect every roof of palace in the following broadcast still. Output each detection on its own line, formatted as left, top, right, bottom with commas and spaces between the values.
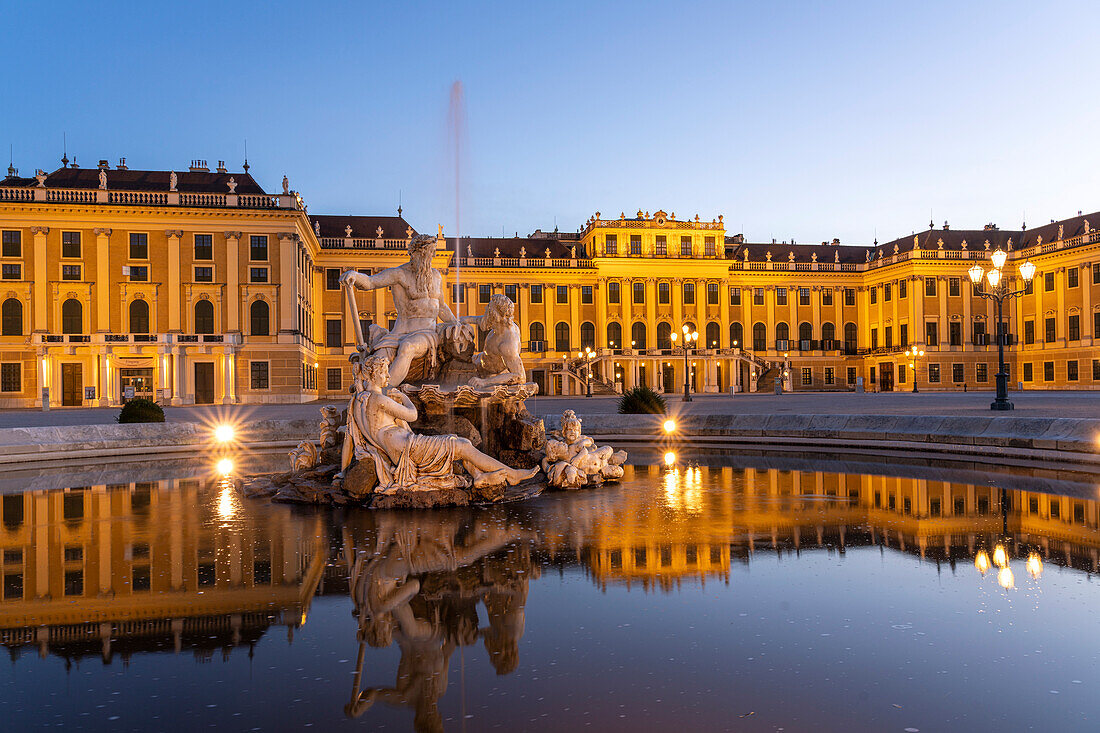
872, 211, 1098, 257
731, 241, 873, 264
1, 166, 271, 194
309, 214, 417, 240
446, 235, 577, 259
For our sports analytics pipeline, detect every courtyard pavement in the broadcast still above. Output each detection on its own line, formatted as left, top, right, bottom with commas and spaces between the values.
0, 390, 1098, 428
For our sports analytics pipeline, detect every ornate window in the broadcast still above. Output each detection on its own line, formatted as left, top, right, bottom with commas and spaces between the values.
194, 299, 215, 334
656, 322, 672, 350
580, 322, 595, 349
251, 300, 270, 336
705, 322, 720, 348
61, 299, 82, 334
129, 299, 149, 334
607, 322, 622, 348
554, 322, 570, 352
1, 298, 22, 336
730, 322, 743, 348
631, 322, 647, 349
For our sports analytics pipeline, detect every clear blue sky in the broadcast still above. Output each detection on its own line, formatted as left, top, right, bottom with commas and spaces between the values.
6, 1, 1098, 243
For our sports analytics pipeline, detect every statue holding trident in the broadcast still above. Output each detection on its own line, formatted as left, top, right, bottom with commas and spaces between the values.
340, 233, 475, 387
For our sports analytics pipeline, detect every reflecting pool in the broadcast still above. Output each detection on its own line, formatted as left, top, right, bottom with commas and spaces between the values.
2, 456, 1099, 731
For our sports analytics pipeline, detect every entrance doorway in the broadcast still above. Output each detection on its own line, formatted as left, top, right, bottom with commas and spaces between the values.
531, 369, 546, 396
120, 368, 155, 402
637, 364, 647, 389
662, 364, 675, 393
879, 363, 894, 392
61, 364, 82, 406
194, 363, 215, 404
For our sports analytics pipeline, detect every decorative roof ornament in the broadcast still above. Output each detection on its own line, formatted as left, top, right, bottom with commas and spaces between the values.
98, 168, 107, 190
1006, 237, 1013, 251
718, 214, 723, 223
519, 246, 526, 259
983, 239, 990, 251
406, 226, 413, 238
893, 243, 899, 254
913, 235, 920, 250
571, 245, 577, 259
765, 251, 772, 262
1058, 224, 1064, 240
1036, 235, 1043, 246
788, 251, 794, 262
227, 177, 237, 193
494, 247, 500, 258
169, 171, 177, 191
1084, 220, 1090, 234
545, 248, 551, 258
865, 250, 871, 263
834, 249, 839, 263
742, 249, 749, 262
282, 175, 290, 195
620, 212, 625, 220
961, 239, 968, 250
811, 252, 818, 263
314, 220, 321, 235
376, 226, 384, 238
636, 209, 644, 218
345, 225, 353, 237
35, 170, 46, 188
937, 238, 944, 250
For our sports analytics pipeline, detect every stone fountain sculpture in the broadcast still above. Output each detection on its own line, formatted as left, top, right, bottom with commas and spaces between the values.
240, 233, 626, 508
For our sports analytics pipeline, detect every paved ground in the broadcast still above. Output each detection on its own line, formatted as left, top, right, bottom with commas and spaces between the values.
1, 390, 1098, 428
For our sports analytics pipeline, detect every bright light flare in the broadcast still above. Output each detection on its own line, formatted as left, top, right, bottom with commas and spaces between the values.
663, 451, 677, 465
214, 424, 235, 443
663, 419, 676, 433
1026, 552, 1043, 579
997, 566, 1015, 590
975, 551, 990, 574
992, 543, 1008, 569
216, 458, 234, 476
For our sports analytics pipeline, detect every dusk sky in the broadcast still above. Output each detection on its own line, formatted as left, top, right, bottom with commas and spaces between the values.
7, 1, 1098, 244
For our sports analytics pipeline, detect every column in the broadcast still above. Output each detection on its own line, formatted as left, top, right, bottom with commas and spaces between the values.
94, 229, 111, 332
172, 348, 186, 406
31, 227, 48, 332
169, 231, 186, 332
98, 352, 109, 407
223, 232, 241, 333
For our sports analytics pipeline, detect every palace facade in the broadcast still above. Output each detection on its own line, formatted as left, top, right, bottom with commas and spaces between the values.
1, 157, 1098, 407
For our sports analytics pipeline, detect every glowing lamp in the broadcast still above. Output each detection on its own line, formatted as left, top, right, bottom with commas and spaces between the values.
986, 268, 1002, 289
682, 324, 690, 334
991, 248, 1008, 270
1026, 552, 1043, 579
214, 424, 235, 443
974, 550, 990, 575
1018, 260, 1036, 282
670, 332, 677, 342
663, 419, 676, 433
997, 566, 1015, 590
968, 263, 985, 284
992, 543, 1008, 569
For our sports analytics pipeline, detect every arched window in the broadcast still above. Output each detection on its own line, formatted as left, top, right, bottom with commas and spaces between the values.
631, 321, 647, 349
580, 321, 595, 349
250, 300, 270, 336
844, 322, 858, 351
730, 322, 743, 348
656, 322, 672, 349
606, 322, 622, 348
705, 322, 720, 348
821, 322, 836, 344
529, 321, 545, 344
2, 298, 23, 336
798, 322, 813, 342
554, 322, 570, 352
129, 299, 149, 334
194, 299, 215, 335
775, 322, 789, 342
61, 299, 82, 335
752, 322, 766, 351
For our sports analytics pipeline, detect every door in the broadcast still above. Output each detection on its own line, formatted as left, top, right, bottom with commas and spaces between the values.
531, 369, 546, 396
879, 363, 894, 392
662, 364, 675, 392
194, 363, 215, 405
61, 364, 82, 406
120, 368, 155, 402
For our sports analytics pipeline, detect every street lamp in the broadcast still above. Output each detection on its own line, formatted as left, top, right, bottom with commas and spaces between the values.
905, 346, 924, 393
670, 325, 699, 402
577, 347, 595, 397
967, 251, 1035, 410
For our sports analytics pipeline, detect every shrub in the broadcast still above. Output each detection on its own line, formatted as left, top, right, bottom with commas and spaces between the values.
617, 385, 666, 414
118, 398, 165, 423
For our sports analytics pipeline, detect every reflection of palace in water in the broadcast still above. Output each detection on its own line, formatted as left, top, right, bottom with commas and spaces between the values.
566, 465, 1100, 590
0, 479, 327, 663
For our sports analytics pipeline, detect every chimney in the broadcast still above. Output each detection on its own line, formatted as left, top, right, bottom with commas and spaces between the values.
117, 157, 128, 170
189, 159, 209, 172
216, 160, 227, 173
832, 238, 840, 245
97, 159, 109, 170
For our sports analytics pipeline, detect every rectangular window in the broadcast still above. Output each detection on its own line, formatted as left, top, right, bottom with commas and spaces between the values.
605, 234, 617, 255
704, 237, 716, 256
1096, 312, 1100, 339
581, 286, 593, 304
326, 319, 342, 348
925, 277, 936, 297
1045, 317, 1056, 342
799, 287, 810, 306
608, 282, 620, 304
846, 367, 856, 385
1024, 320, 1035, 344
754, 288, 765, 306
129, 233, 148, 260
801, 367, 812, 386
900, 323, 908, 346
952, 363, 964, 383
822, 289, 833, 306
871, 328, 878, 349
453, 284, 467, 303
658, 282, 670, 304
0, 363, 20, 392
1068, 360, 1079, 381
505, 284, 518, 304
194, 234, 213, 260
928, 363, 940, 383
870, 287, 877, 304
1068, 314, 1080, 341
1024, 362, 1033, 382
128, 265, 148, 282
654, 236, 666, 256
250, 235, 269, 261
1094, 263, 1100, 284
1, 263, 20, 280
707, 282, 719, 305
556, 285, 568, 304
898, 364, 907, 383
824, 367, 834, 385
884, 283, 892, 302
250, 267, 269, 283
326, 268, 340, 290
885, 326, 893, 348
776, 287, 787, 306
1, 230, 20, 258
1044, 361, 1054, 381
680, 237, 692, 257
632, 236, 643, 255
925, 321, 938, 346
730, 287, 741, 306
327, 368, 342, 391
1068, 267, 1079, 288
898, 279, 907, 298
633, 282, 645, 304
949, 322, 961, 346
250, 361, 269, 389
976, 363, 988, 383
844, 288, 855, 306
62, 231, 81, 258
479, 284, 491, 304
530, 284, 542, 303
948, 277, 960, 297
1093, 359, 1100, 381
62, 264, 81, 280
683, 282, 695, 305
1044, 271, 1054, 292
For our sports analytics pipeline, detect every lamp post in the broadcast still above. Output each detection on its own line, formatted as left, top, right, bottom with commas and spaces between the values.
967, 250, 1035, 411
576, 347, 595, 397
905, 346, 924, 393
670, 325, 698, 402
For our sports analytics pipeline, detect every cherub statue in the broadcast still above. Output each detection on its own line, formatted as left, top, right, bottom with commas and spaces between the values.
541, 410, 626, 489
461, 294, 525, 390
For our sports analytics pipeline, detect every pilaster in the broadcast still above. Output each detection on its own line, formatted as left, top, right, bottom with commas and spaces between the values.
94, 229, 111, 332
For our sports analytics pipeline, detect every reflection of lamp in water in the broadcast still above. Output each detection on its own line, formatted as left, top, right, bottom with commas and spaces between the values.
216, 457, 233, 476
974, 550, 991, 575
663, 451, 676, 465
992, 543, 1008, 569
997, 566, 1015, 590
217, 478, 237, 520
1026, 552, 1043, 579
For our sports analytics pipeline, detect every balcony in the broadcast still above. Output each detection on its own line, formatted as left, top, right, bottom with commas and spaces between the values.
527, 340, 547, 353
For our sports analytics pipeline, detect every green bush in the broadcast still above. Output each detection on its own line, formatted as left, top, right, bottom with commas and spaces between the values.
117, 398, 165, 423
617, 385, 666, 414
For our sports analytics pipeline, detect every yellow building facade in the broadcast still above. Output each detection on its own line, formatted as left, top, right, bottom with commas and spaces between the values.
2, 160, 1098, 407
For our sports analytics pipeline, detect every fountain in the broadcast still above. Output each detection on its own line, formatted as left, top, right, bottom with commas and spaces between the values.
239, 233, 627, 508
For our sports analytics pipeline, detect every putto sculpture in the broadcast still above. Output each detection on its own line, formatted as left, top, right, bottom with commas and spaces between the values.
542, 410, 626, 489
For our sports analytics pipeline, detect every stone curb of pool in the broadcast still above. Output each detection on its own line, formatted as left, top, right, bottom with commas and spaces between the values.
0, 414, 1096, 468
